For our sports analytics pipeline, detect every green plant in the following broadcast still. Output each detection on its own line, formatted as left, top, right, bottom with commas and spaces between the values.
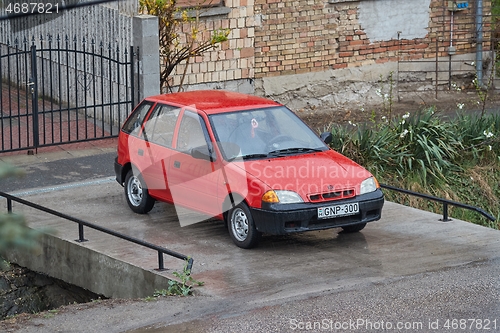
328, 107, 500, 229
42, 309, 59, 319
376, 71, 395, 119
330, 108, 463, 187
0, 163, 41, 268
152, 259, 204, 297
139, 0, 230, 92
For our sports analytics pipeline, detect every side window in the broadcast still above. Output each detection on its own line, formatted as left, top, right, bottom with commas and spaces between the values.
176, 111, 208, 152
143, 104, 181, 147
121, 101, 154, 137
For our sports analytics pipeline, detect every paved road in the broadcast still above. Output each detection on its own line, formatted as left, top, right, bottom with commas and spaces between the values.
1, 149, 500, 333
0, 146, 116, 193
7, 257, 500, 333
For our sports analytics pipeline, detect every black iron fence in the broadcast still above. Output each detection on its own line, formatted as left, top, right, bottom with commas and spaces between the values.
0, 36, 139, 153
381, 183, 496, 223
0, 190, 194, 273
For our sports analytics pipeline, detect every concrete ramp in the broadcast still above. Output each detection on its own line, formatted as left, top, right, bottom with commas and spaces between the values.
2, 177, 500, 301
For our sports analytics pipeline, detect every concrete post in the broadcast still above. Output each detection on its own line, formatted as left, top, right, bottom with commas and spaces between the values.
133, 15, 160, 102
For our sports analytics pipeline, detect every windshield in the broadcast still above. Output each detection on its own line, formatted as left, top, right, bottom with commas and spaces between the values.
210, 106, 328, 160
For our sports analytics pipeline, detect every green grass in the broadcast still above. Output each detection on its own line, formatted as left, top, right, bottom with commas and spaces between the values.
329, 108, 500, 229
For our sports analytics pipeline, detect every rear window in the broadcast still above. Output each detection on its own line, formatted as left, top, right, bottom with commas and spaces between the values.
121, 101, 154, 136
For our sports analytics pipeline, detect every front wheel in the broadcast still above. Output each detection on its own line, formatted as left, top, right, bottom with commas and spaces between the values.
341, 223, 366, 233
228, 202, 261, 249
124, 169, 155, 214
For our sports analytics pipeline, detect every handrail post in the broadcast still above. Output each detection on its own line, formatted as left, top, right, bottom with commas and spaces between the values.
7, 198, 12, 213
76, 223, 88, 242
186, 257, 194, 275
158, 251, 165, 271
440, 202, 452, 222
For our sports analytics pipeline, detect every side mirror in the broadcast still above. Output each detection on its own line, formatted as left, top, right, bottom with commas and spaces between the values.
218, 142, 241, 162
191, 145, 216, 162
320, 131, 333, 144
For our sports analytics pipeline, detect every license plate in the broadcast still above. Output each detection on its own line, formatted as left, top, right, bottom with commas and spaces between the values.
317, 202, 359, 219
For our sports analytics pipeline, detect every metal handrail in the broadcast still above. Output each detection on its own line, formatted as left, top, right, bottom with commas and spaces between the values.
0, 191, 194, 273
380, 184, 496, 222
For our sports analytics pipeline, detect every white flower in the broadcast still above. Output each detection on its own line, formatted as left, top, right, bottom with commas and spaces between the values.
488, 145, 492, 151
400, 129, 409, 138
402, 112, 410, 119
483, 130, 494, 138
457, 103, 464, 110
400, 119, 406, 125
375, 89, 382, 97
348, 120, 357, 127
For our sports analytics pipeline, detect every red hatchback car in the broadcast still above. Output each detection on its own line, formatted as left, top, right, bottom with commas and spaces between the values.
114, 90, 384, 248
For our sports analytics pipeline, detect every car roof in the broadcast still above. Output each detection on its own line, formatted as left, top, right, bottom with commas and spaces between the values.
144, 90, 281, 115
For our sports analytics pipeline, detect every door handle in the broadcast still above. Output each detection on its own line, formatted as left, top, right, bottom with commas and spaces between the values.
174, 161, 181, 168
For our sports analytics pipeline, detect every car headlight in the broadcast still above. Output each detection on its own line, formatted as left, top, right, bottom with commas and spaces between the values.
360, 177, 379, 194
262, 190, 304, 204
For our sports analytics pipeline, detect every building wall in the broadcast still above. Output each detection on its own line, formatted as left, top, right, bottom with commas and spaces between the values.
169, 0, 256, 93
172, 0, 492, 111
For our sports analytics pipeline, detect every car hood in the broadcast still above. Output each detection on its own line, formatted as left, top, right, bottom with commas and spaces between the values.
234, 149, 373, 199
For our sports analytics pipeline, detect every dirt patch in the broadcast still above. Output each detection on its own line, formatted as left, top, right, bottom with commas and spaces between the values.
0, 263, 105, 322
298, 89, 500, 131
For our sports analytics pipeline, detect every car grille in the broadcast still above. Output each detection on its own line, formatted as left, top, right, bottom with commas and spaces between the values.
308, 188, 355, 203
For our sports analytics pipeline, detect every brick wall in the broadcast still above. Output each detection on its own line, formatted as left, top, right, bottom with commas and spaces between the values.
169, 0, 492, 93
169, 0, 255, 90
254, 0, 491, 78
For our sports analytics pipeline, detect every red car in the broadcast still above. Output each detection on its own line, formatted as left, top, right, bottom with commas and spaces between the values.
114, 90, 384, 248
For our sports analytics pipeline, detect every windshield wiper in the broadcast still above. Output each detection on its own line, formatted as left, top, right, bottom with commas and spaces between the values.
267, 147, 323, 157
240, 153, 270, 160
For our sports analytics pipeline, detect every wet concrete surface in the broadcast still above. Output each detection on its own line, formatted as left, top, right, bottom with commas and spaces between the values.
1, 150, 500, 332
0, 147, 116, 193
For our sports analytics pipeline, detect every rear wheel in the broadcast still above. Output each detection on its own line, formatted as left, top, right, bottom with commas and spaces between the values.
124, 169, 155, 214
341, 223, 366, 233
228, 202, 261, 249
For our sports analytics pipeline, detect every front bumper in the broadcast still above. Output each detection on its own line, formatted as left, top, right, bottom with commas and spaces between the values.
250, 189, 384, 235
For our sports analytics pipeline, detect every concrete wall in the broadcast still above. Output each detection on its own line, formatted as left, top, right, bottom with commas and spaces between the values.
2, 230, 172, 299
358, 0, 432, 41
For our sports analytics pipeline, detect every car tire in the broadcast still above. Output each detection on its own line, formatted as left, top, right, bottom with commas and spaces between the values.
124, 169, 155, 214
228, 202, 261, 249
341, 223, 366, 233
